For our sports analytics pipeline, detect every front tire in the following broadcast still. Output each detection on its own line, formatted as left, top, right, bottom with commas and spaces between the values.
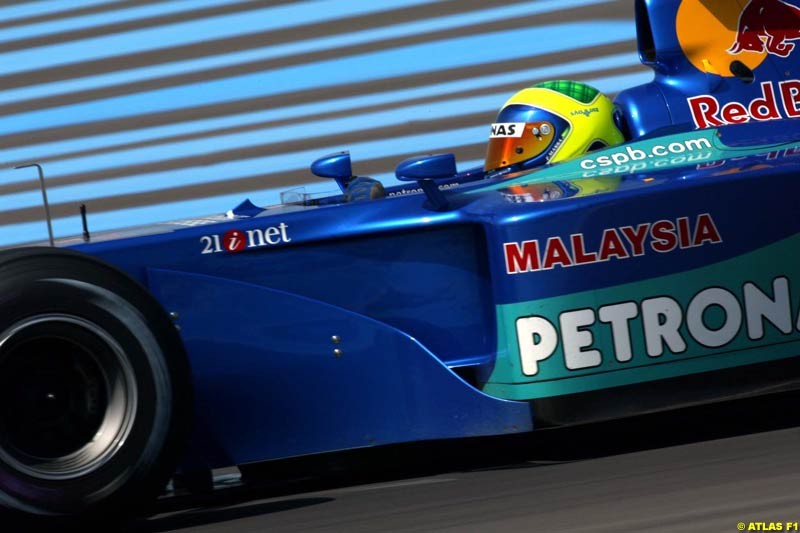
0, 247, 192, 525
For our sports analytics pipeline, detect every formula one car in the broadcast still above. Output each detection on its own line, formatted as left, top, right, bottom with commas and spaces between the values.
2, 0, 800, 525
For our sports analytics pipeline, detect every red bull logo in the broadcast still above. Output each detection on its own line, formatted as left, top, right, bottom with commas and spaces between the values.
688, 79, 800, 128
677, 0, 800, 128
676, 0, 800, 76
729, 0, 800, 57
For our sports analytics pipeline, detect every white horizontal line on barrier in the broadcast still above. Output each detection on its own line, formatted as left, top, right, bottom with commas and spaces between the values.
0, 21, 634, 137
0, 158, 486, 247
0, 52, 642, 169
0, 0, 446, 77
0, 0, 250, 45
0, 0, 123, 24
0, 0, 617, 107
1, 71, 652, 210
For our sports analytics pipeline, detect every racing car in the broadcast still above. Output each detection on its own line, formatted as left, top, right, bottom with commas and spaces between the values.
2, 0, 800, 525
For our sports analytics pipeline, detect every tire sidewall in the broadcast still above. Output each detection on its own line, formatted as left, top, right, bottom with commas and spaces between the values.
0, 248, 191, 519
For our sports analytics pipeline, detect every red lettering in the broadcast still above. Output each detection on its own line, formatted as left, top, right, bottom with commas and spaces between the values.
780, 80, 800, 118
506, 214, 722, 275
721, 102, 749, 124
223, 229, 246, 253
571, 234, 597, 265
693, 213, 722, 246
598, 229, 629, 261
689, 80, 800, 127
620, 223, 650, 256
651, 220, 677, 252
696, 160, 727, 169
688, 95, 724, 129
677, 217, 692, 248
542, 237, 573, 269
504, 240, 539, 274
750, 82, 781, 121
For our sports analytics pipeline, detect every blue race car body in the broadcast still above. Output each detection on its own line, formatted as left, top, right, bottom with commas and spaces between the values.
62, 118, 800, 468
52, 0, 800, 468
2, 0, 800, 514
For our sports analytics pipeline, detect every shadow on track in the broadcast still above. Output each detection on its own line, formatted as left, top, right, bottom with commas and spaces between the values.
133, 497, 333, 533
128, 391, 800, 532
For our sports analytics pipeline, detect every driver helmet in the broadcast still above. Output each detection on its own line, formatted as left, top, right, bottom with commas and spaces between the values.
485, 80, 625, 174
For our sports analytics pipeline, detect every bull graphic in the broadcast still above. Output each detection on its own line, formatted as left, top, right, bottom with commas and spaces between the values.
728, 0, 800, 57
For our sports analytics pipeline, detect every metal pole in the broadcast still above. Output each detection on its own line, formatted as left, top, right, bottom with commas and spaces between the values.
80, 204, 90, 242
15, 163, 54, 247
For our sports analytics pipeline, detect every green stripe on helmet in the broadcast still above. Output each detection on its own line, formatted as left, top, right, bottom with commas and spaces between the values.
534, 80, 600, 104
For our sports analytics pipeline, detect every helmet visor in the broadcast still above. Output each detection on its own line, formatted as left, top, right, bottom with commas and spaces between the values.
485, 120, 559, 172
485, 103, 573, 173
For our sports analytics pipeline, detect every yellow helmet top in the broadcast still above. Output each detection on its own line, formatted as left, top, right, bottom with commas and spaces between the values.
485, 80, 625, 173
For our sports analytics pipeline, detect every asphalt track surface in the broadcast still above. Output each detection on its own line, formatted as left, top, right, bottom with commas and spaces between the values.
128, 393, 800, 533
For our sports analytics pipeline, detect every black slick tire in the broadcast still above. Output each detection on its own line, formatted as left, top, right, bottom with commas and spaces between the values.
0, 247, 192, 528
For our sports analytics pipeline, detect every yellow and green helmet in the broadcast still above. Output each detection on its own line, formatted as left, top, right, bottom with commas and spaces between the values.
485, 80, 625, 173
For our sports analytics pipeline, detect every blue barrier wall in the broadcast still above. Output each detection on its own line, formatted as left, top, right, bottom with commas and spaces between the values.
0, 0, 647, 246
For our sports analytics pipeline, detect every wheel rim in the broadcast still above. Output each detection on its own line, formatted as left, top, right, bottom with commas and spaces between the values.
0, 314, 138, 480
